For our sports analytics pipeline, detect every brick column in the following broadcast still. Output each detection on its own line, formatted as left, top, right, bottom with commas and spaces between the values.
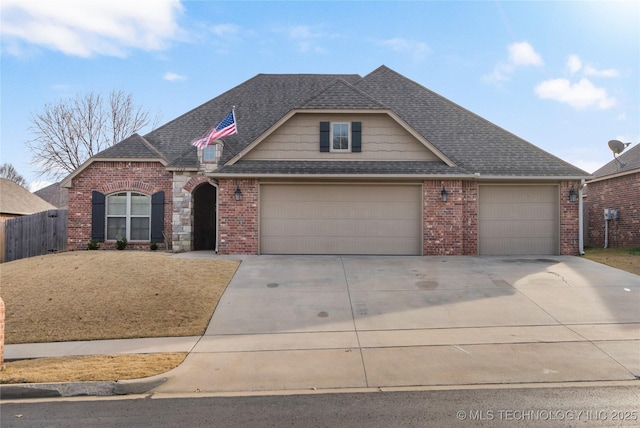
423, 180, 465, 255
217, 179, 259, 254
560, 180, 581, 255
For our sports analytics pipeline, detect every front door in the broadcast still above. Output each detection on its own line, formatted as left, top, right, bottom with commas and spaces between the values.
193, 183, 217, 251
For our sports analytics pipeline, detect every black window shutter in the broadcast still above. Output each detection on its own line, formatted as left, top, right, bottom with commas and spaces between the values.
91, 191, 105, 242
151, 191, 164, 242
319, 121, 330, 152
352, 122, 362, 152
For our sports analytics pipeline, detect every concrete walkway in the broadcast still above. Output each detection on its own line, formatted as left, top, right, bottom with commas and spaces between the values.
4, 255, 640, 396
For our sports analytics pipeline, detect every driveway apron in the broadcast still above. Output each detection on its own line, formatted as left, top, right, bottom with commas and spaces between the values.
153, 255, 640, 393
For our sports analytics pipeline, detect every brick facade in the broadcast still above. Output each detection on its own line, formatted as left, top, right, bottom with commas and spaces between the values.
587, 172, 640, 248
462, 181, 479, 255
67, 163, 582, 256
67, 161, 173, 251
423, 180, 460, 255
560, 180, 581, 255
217, 178, 259, 254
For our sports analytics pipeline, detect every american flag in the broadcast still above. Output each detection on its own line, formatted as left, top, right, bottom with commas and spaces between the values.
193, 110, 237, 149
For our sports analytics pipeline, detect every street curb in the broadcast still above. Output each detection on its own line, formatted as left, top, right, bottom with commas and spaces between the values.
0, 376, 167, 399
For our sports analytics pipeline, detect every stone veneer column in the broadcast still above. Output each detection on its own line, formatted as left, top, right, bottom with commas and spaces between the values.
171, 172, 196, 252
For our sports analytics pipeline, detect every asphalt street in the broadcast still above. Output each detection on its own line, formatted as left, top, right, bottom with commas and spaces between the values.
2, 385, 639, 428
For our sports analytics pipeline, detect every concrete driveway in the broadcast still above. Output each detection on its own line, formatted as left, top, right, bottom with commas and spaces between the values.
155, 255, 640, 394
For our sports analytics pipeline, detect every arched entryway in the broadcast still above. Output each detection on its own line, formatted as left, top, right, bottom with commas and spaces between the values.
193, 183, 217, 251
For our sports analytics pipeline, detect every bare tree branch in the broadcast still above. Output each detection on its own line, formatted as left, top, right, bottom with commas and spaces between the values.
0, 163, 28, 187
27, 90, 152, 181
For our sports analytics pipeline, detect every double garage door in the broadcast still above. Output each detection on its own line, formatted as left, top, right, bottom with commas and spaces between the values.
260, 184, 422, 255
259, 183, 559, 256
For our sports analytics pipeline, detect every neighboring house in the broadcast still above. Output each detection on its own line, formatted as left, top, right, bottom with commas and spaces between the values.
35, 182, 69, 209
586, 144, 640, 248
0, 178, 57, 221
61, 66, 588, 256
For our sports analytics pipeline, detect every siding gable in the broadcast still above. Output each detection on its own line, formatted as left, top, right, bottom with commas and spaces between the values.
243, 113, 441, 161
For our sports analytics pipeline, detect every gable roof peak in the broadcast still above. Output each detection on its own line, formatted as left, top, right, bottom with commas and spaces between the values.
299, 78, 387, 110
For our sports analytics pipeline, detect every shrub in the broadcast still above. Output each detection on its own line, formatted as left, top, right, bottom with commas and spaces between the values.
150, 242, 158, 251
87, 240, 100, 250
116, 238, 128, 250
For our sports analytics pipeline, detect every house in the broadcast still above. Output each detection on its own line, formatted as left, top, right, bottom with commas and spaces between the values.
0, 178, 56, 221
61, 66, 588, 256
35, 182, 68, 209
586, 143, 640, 248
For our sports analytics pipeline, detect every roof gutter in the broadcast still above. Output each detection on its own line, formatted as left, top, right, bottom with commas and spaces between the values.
209, 173, 474, 180
209, 173, 592, 181
468, 175, 592, 181
586, 168, 639, 183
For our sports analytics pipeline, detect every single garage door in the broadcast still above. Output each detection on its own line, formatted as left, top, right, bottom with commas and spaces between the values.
260, 184, 422, 255
479, 185, 559, 255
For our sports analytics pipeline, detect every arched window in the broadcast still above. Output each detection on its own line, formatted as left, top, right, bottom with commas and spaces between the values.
106, 192, 151, 241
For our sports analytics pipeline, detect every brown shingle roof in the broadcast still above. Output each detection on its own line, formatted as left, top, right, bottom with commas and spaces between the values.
82, 65, 589, 178
0, 178, 57, 216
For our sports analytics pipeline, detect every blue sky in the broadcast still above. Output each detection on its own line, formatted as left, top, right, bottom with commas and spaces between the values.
1, 0, 639, 190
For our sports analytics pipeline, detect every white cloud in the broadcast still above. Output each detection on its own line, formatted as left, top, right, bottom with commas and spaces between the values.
566, 54, 619, 78
535, 77, 616, 109
288, 25, 325, 53
211, 23, 240, 37
567, 54, 582, 74
163, 72, 186, 82
0, 0, 184, 57
277, 24, 335, 54
381, 38, 431, 61
484, 41, 543, 83
584, 65, 620, 78
508, 41, 543, 67
206, 23, 244, 55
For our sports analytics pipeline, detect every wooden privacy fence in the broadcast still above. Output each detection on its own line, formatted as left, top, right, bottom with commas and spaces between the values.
1, 209, 68, 263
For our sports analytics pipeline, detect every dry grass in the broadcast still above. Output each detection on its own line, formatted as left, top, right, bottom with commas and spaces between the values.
1, 251, 239, 344
0, 353, 187, 384
583, 247, 640, 276
0, 251, 238, 384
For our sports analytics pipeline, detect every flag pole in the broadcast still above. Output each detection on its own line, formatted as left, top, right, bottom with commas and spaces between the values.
232, 105, 237, 135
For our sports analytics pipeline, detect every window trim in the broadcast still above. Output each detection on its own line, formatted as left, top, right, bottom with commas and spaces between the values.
202, 144, 217, 163
330, 122, 351, 152
106, 191, 151, 242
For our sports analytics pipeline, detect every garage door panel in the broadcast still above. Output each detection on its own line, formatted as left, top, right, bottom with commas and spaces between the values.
263, 218, 419, 238
480, 238, 557, 256
261, 184, 421, 255
480, 220, 557, 238
264, 201, 419, 220
479, 185, 558, 255
481, 186, 556, 203
480, 203, 557, 220
264, 236, 420, 255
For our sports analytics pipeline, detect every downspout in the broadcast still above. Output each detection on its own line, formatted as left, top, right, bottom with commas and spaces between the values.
578, 179, 585, 255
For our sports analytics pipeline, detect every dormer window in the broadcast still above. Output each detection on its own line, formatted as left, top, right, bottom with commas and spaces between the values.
203, 145, 217, 163
331, 123, 350, 152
